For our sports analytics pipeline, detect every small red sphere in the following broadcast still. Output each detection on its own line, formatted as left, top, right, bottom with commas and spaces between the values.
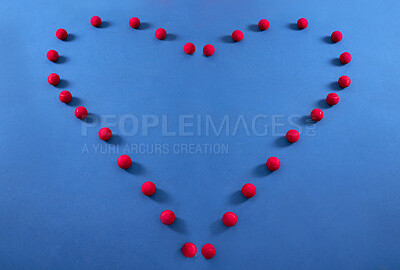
59, 90, 72, 103
338, 75, 351, 88
47, 50, 59, 62
184, 43, 196, 55
56, 28, 68, 40
129, 17, 141, 29
326, 93, 339, 106
141, 181, 156, 196
201, 244, 216, 259
232, 30, 243, 42
310, 108, 324, 121
266, 157, 280, 171
160, 210, 175, 225
258, 19, 270, 31
90, 16, 102, 27
331, 31, 343, 43
286, 129, 300, 143
340, 52, 352, 64
74, 106, 88, 120
155, 28, 167, 40
242, 183, 256, 198
98, 127, 112, 141
222, 212, 237, 227
182, 243, 197, 258
203, 44, 215, 56
297, 18, 308, 29
47, 73, 60, 86
117, 155, 132, 169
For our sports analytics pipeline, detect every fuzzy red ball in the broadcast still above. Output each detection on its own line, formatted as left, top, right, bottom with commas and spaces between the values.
326, 93, 339, 105
297, 18, 308, 29
338, 76, 351, 88
90, 16, 102, 27
129, 17, 141, 29
155, 28, 167, 40
47, 73, 60, 86
203, 44, 215, 56
258, 19, 270, 31
56, 28, 68, 40
266, 157, 280, 171
59, 90, 72, 103
310, 108, 324, 122
184, 43, 196, 55
340, 52, 352, 64
222, 212, 237, 227
242, 183, 256, 198
117, 155, 132, 169
182, 243, 197, 258
286, 129, 300, 143
160, 210, 175, 225
141, 181, 156, 196
47, 50, 59, 62
74, 106, 88, 120
98, 127, 112, 141
331, 31, 343, 43
201, 244, 216, 259
232, 30, 243, 42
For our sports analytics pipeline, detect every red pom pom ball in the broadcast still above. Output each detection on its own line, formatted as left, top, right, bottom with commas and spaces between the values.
155, 28, 167, 40
117, 155, 132, 169
331, 31, 343, 43
141, 181, 156, 196
74, 106, 88, 120
242, 183, 256, 198
182, 243, 197, 258
338, 75, 351, 88
47, 73, 60, 86
310, 108, 324, 121
98, 127, 112, 141
160, 210, 175, 225
222, 212, 237, 227
59, 90, 72, 103
266, 157, 280, 171
203, 44, 215, 56
90, 16, 102, 27
326, 93, 339, 106
56, 28, 68, 40
201, 244, 216, 259
340, 52, 352, 64
232, 30, 243, 42
184, 43, 196, 55
286, 129, 300, 143
47, 50, 59, 62
129, 17, 140, 29
258, 19, 270, 31
297, 18, 308, 29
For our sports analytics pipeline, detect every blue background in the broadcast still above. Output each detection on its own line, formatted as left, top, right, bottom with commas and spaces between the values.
1, 0, 400, 269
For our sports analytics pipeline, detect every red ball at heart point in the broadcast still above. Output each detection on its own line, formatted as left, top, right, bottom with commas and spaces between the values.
258, 19, 270, 31
160, 210, 175, 225
117, 155, 132, 169
98, 127, 112, 141
266, 157, 280, 171
297, 18, 308, 29
311, 108, 324, 121
201, 244, 216, 259
182, 243, 197, 258
129, 17, 140, 29
232, 30, 243, 42
331, 31, 343, 43
184, 43, 196, 54
47, 73, 60, 86
155, 28, 167, 40
340, 52, 352, 64
203, 44, 215, 56
90, 16, 102, 27
326, 93, 339, 105
242, 183, 256, 198
286, 129, 300, 143
56, 28, 68, 40
47, 50, 59, 62
222, 212, 237, 227
141, 181, 156, 196
74, 106, 88, 120
338, 76, 351, 88
59, 90, 72, 103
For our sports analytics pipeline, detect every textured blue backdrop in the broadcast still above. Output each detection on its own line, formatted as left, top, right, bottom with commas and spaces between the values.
1, 0, 400, 269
